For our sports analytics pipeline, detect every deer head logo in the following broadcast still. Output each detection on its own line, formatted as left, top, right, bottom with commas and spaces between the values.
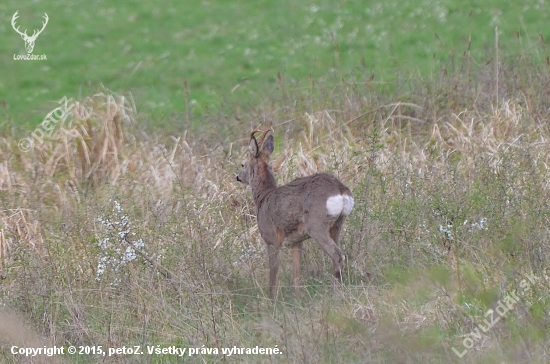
11, 11, 48, 54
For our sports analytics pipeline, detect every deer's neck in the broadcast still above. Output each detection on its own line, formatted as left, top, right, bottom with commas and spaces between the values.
251, 166, 277, 208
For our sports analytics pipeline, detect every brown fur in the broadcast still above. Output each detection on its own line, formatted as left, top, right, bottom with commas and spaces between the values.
237, 132, 353, 298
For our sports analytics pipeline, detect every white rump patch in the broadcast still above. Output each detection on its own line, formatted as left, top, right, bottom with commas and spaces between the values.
326, 195, 354, 216
342, 195, 354, 215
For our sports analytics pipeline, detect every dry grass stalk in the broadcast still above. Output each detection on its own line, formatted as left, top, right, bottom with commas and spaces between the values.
0, 208, 44, 268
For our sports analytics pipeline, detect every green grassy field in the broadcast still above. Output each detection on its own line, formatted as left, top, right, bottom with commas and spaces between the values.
1, 0, 549, 127
2, 1, 550, 363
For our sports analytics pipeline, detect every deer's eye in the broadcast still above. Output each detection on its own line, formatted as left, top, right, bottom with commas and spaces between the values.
241, 163, 245, 167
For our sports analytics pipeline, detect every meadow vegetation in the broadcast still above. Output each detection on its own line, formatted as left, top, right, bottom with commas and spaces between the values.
1, 44, 550, 363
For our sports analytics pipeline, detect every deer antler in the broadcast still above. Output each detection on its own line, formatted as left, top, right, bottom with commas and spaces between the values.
256, 127, 273, 147
11, 11, 28, 37
250, 127, 262, 140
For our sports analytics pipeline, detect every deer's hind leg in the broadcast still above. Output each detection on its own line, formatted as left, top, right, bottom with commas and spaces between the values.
329, 216, 346, 281
307, 230, 343, 282
304, 206, 344, 282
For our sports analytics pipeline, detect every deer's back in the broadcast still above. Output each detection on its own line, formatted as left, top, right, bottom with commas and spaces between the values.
284, 173, 351, 196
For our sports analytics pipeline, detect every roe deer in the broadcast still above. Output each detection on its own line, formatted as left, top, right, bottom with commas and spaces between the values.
236, 129, 354, 298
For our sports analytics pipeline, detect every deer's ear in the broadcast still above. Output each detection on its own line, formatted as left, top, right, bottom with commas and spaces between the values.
248, 137, 259, 156
260, 135, 274, 157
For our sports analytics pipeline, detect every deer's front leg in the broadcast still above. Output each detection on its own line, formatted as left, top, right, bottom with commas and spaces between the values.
265, 228, 284, 299
266, 243, 280, 299
292, 242, 303, 296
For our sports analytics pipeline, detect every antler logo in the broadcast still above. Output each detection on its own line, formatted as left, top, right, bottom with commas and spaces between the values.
11, 11, 48, 54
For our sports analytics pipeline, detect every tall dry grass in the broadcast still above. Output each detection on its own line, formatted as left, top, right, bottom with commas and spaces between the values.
1, 54, 550, 363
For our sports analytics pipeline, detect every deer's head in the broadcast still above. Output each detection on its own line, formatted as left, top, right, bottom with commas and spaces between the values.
11, 11, 48, 54
236, 128, 274, 185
